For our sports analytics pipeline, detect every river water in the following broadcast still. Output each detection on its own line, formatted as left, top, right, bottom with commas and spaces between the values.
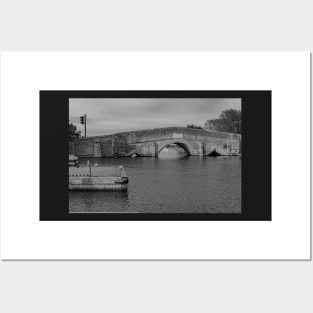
69, 149, 241, 213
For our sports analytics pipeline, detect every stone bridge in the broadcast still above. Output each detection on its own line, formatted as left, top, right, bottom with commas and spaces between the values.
69, 127, 241, 158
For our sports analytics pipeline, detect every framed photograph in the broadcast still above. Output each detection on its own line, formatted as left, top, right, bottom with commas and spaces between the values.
1, 52, 310, 260
40, 90, 271, 221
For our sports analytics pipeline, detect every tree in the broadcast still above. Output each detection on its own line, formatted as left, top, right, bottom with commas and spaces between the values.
69, 122, 81, 140
186, 124, 203, 130
204, 109, 241, 133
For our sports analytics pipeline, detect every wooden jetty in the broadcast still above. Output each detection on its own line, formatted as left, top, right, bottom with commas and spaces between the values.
69, 165, 128, 191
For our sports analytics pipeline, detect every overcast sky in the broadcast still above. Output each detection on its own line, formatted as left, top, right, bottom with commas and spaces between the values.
69, 98, 241, 136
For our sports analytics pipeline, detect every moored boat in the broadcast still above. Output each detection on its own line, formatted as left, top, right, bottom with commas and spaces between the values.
69, 165, 128, 191
69, 154, 79, 167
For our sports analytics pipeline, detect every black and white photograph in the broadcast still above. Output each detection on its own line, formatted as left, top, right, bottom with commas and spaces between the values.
1, 3, 312, 312
69, 98, 242, 214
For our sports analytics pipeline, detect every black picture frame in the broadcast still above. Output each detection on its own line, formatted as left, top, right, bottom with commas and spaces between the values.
40, 90, 271, 221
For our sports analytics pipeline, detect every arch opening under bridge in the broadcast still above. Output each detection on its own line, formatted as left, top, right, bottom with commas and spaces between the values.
207, 150, 221, 157
156, 141, 193, 157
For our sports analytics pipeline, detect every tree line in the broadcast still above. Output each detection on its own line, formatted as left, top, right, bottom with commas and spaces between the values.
187, 109, 241, 134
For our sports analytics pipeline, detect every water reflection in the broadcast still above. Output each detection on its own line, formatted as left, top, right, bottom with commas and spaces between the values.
70, 190, 130, 213
69, 147, 241, 214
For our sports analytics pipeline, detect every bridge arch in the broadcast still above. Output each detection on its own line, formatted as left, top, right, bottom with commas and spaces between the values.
156, 140, 193, 157
126, 150, 142, 157
207, 149, 221, 157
